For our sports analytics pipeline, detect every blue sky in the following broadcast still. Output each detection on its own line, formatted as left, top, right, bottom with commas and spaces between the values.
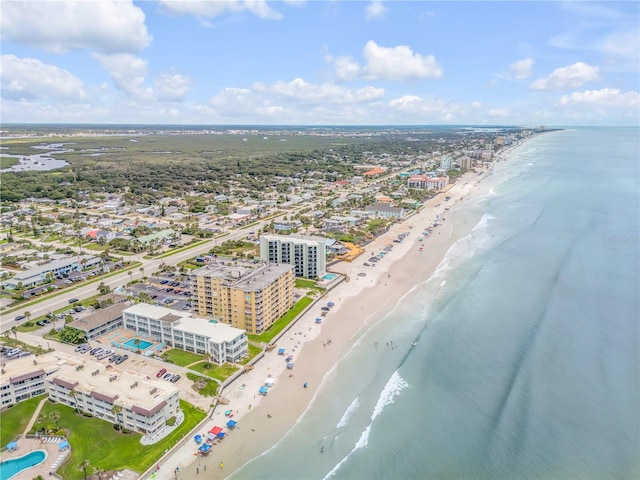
1, 1, 638, 125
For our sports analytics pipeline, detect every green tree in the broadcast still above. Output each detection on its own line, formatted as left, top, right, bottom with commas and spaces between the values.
97, 282, 111, 295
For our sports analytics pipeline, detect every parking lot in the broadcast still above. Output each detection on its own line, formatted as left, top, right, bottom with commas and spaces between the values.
129, 273, 192, 312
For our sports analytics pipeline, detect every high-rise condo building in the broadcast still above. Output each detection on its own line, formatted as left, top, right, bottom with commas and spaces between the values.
188, 262, 295, 335
259, 234, 327, 279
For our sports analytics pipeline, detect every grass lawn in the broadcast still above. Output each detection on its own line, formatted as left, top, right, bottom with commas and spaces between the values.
247, 296, 314, 344
185, 373, 219, 397
238, 343, 263, 365
0, 395, 45, 446
294, 278, 317, 289
189, 362, 238, 382
41, 399, 205, 479
83, 243, 108, 251
162, 348, 202, 367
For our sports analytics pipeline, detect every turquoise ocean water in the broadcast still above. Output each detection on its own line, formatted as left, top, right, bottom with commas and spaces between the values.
230, 127, 640, 480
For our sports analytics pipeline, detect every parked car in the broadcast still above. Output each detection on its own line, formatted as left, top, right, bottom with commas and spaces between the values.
109, 355, 120, 363
170, 374, 181, 383
115, 354, 128, 364
157, 368, 167, 378
163, 373, 173, 380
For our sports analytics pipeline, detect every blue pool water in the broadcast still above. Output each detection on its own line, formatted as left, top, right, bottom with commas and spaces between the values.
1, 450, 46, 480
124, 338, 153, 350
322, 273, 337, 281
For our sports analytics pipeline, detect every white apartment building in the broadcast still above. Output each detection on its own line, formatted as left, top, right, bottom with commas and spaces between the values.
3, 254, 102, 290
2, 352, 180, 435
123, 304, 248, 365
259, 234, 327, 279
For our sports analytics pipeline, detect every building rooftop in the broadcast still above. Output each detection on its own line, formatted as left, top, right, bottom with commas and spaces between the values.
176, 316, 246, 343
69, 303, 128, 332
261, 233, 327, 246
189, 262, 293, 291
2, 351, 178, 411
124, 302, 191, 321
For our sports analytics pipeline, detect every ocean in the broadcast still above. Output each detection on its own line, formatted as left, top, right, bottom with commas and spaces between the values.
230, 127, 640, 480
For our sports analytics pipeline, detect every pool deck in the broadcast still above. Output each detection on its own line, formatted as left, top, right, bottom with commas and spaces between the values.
1, 437, 138, 480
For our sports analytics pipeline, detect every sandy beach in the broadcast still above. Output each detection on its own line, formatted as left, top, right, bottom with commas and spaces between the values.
148, 149, 520, 480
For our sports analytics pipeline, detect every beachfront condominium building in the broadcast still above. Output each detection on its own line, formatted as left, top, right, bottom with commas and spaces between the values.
2, 352, 179, 435
259, 234, 327, 279
122, 303, 248, 364
188, 262, 295, 335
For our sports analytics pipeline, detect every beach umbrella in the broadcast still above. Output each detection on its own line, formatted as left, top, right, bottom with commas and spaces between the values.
226, 419, 237, 428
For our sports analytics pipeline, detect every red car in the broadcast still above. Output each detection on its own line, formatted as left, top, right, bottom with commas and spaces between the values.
156, 368, 167, 378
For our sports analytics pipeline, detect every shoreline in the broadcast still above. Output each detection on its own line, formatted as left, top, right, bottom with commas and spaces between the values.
150, 139, 531, 480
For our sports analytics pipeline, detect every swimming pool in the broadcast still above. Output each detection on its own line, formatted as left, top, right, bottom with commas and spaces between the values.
124, 338, 153, 350
322, 273, 337, 281
1, 450, 46, 480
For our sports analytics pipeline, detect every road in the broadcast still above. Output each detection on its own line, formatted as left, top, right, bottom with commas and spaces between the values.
0, 223, 273, 334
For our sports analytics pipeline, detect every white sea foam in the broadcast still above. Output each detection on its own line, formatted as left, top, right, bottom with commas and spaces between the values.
323, 371, 408, 479
336, 397, 360, 429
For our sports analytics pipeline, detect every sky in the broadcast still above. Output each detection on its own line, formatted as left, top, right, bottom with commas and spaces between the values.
1, 1, 638, 126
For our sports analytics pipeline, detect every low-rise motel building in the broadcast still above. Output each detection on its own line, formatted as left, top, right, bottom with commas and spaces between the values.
122, 304, 248, 365
189, 262, 295, 335
1, 352, 179, 435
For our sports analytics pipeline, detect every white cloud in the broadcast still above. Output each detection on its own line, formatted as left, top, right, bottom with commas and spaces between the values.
531, 62, 599, 90
329, 41, 442, 81
0, 0, 151, 54
92, 53, 151, 99
257, 78, 385, 104
557, 88, 639, 109
159, 0, 282, 20
388, 95, 457, 122
488, 108, 509, 117
0, 54, 85, 100
362, 41, 442, 80
154, 74, 192, 102
510, 58, 534, 79
366, 1, 387, 20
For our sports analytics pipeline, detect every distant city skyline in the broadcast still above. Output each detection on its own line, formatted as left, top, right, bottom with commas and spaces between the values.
1, 1, 638, 126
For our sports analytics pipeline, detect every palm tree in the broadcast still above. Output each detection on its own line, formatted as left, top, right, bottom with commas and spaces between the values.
203, 351, 211, 369
24, 311, 31, 323
49, 410, 61, 430
93, 466, 104, 480
78, 459, 91, 480
127, 271, 133, 293
36, 414, 46, 434
111, 404, 123, 431
139, 266, 145, 280
11, 326, 17, 339
68, 390, 79, 413
133, 338, 141, 353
